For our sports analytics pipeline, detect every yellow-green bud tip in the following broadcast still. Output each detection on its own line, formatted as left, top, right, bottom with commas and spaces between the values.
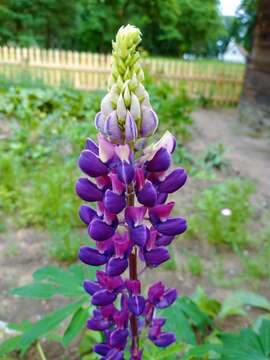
115, 25, 141, 52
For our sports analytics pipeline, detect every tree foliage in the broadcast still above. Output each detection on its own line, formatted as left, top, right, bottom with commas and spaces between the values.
0, 0, 226, 57
232, 0, 259, 51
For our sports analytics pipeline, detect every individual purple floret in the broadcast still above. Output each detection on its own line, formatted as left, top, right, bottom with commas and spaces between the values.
75, 25, 187, 359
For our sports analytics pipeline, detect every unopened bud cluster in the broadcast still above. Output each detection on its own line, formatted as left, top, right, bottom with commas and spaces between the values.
95, 25, 158, 143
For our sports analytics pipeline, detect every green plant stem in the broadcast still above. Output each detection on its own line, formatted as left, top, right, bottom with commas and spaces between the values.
36, 341, 47, 360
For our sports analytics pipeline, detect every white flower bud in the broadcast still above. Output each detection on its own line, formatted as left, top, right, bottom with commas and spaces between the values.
141, 92, 151, 107
137, 68, 144, 82
116, 94, 127, 120
129, 72, 138, 91
101, 93, 113, 116
130, 93, 141, 120
123, 86, 131, 107
116, 76, 123, 93
135, 83, 146, 98
107, 75, 115, 91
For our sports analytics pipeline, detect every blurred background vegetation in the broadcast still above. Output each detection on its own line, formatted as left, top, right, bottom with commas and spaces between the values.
0, 0, 256, 57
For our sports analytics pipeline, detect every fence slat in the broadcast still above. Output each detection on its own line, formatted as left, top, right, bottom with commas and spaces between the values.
0, 46, 245, 105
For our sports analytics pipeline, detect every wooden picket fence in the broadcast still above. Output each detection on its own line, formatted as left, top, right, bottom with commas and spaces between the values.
0, 46, 245, 105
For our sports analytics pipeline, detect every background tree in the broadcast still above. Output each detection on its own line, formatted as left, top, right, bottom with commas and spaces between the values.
233, 0, 258, 52
0, 0, 77, 48
0, 0, 227, 58
239, 0, 270, 131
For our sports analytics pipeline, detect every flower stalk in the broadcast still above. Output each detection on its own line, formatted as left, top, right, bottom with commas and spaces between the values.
75, 25, 187, 359
127, 183, 139, 355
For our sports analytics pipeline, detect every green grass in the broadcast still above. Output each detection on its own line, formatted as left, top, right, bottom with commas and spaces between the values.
186, 254, 203, 276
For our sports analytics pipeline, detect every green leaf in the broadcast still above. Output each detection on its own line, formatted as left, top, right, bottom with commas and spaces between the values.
253, 316, 270, 334
159, 299, 196, 345
0, 335, 21, 356
178, 296, 212, 330
69, 264, 86, 283
220, 322, 270, 360
218, 295, 246, 320
234, 291, 270, 312
259, 320, 270, 356
182, 343, 222, 360
19, 298, 86, 352
33, 265, 81, 286
11, 283, 60, 299
62, 307, 89, 347
174, 312, 196, 345
79, 330, 102, 356
191, 286, 221, 318
11, 265, 88, 299
8, 320, 32, 332
143, 340, 185, 360
82, 354, 99, 360
155, 343, 185, 359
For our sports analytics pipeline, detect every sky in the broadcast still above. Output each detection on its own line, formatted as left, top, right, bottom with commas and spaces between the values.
220, 0, 241, 16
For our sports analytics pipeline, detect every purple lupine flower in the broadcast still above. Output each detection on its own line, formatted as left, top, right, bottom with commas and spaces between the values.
158, 168, 187, 193
137, 180, 157, 207
76, 25, 188, 358
75, 178, 103, 202
79, 246, 109, 266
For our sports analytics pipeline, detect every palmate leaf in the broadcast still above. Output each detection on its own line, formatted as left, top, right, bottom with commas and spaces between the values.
142, 339, 185, 360
178, 297, 212, 330
11, 264, 96, 299
233, 291, 270, 312
191, 286, 221, 319
0, 321, 32, 356
154, 343, 185, 360
159, 296, 212, 345
218, 295, 246, 320
220, 319, 270, 360
62, 307, 89, 348
259, 320, 270, 357
11, 283, 65, 299
0, 335, 22, 356
2, 264, 95, 356
19, 298, 86, 353
182, 343, 222, 360
159, 298, 195, 344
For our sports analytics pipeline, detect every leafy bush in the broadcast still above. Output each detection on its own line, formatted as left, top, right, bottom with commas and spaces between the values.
203, 143, 229, 170
189, 178, 255, 247
0, 86, 101, 260
240, 222, 270, 280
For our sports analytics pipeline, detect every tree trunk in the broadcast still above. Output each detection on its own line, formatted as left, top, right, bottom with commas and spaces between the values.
239, 0, 270, 132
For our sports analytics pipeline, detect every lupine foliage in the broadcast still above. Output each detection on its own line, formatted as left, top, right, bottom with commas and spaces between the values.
2, 264, 270, 359
75, 25, 188, 359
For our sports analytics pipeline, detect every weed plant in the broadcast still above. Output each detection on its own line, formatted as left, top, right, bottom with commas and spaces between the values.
189, 178, 255, 247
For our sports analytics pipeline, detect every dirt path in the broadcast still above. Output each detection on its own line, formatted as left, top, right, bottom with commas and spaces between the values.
191, 108, 270, 205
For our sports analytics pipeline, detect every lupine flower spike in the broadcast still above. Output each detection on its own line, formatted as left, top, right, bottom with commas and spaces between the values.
76, 24, 187, 359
